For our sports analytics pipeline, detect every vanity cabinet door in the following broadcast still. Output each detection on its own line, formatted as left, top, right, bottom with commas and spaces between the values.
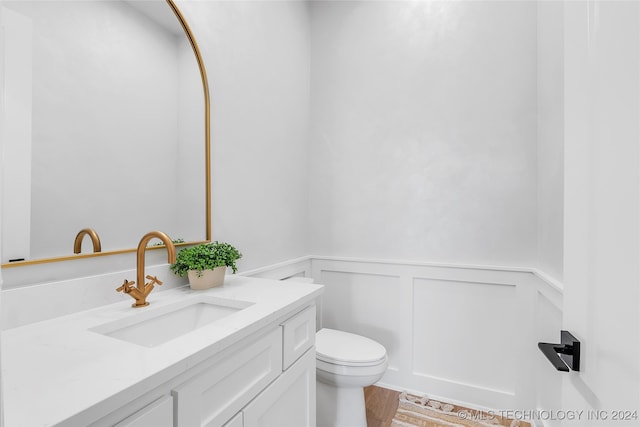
113, 395, 173, 427
173, 328, 282, 427
242, 348, 316, 427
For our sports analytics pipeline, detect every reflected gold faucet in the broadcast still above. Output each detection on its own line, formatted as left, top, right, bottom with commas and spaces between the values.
116, 231, 176, 308
73, 228, 102, 254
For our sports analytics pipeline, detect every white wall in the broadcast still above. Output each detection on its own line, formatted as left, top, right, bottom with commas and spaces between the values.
307, 2, 567, 415
176, 0, 311, 272
536, 0, 564, 282
309, 1, 538, 267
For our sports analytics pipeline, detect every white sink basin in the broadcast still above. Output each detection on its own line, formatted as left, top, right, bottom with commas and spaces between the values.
90, 296, 254, 347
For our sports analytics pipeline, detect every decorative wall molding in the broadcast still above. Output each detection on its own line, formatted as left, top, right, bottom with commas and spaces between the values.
308, 256, 564, 414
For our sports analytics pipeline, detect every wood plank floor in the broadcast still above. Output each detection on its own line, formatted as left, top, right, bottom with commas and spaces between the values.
365, 385, 401, 427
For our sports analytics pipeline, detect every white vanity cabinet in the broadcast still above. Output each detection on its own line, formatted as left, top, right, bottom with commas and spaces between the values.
96, 305, 317, 427
175, 305, 317, 427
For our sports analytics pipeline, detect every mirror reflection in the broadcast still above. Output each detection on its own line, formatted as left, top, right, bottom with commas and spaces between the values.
1, 0, 206, 264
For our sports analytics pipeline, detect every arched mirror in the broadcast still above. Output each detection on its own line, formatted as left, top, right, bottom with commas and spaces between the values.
1, 0, 210, 270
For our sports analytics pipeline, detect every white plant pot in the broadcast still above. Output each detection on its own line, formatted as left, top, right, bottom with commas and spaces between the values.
187, 266, 226, 290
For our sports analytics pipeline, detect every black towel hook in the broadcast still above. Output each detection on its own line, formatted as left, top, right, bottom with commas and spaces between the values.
538, 330, 580, 372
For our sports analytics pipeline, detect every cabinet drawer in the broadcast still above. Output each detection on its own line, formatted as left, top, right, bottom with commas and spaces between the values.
173, 328, 282, 427
282, 305, 316, 370
113, 395, 173, 427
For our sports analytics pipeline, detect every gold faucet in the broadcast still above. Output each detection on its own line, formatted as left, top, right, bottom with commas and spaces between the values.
73, 228, 102, 254
116, 231, 176, 308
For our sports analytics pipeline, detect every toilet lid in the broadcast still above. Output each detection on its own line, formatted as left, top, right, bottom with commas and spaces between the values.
316, 328, 387, 366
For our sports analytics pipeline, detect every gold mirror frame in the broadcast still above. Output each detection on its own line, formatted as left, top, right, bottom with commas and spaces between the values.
1, 0, 211, 269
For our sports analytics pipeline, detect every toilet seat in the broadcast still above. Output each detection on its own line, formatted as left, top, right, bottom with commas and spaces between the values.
316, 357, 387, 379
316, 328, 387, 367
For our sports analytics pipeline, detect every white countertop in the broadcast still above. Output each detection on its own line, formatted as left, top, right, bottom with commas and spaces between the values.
2, 276, 323, 427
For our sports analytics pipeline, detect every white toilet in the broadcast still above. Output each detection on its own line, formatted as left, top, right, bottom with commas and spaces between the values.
282, 276, 388, 426
315, 328, 388, 427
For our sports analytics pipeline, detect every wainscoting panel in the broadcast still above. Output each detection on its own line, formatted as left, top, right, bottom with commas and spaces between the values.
412, 278, 518, 395
311, 257, 562, 413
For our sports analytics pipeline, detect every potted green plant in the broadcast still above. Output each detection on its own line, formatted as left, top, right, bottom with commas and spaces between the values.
170, 241, 242, 289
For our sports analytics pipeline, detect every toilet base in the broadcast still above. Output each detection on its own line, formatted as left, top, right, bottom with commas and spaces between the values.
316, 381, 367, 427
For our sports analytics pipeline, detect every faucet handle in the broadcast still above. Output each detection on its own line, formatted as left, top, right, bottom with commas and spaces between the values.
116, 279, 135, 293
146, 275, 163, 286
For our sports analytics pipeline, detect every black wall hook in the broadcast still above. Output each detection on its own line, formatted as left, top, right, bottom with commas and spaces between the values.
538, 330, 580, 372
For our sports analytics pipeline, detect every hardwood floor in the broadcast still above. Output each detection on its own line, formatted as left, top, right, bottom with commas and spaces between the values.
365, 385, 401, 427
